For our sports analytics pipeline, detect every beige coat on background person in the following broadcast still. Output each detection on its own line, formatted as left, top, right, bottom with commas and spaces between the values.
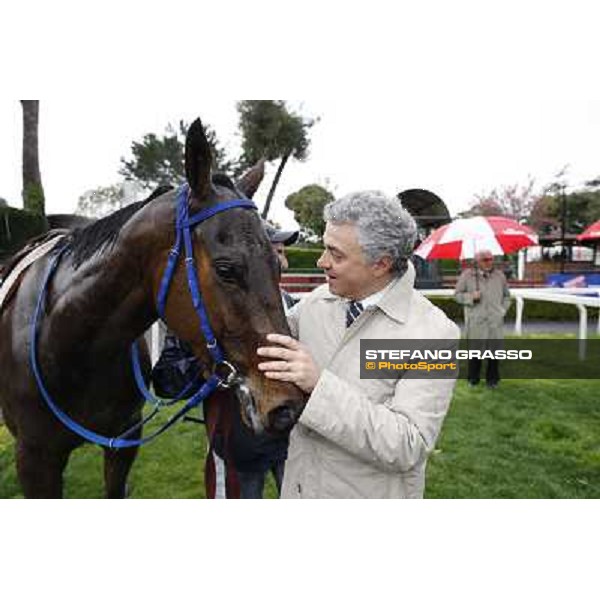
454, 267, 511, 340
280, 263, 460, 499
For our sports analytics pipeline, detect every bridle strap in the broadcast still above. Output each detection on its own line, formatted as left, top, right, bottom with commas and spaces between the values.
29, 183, 259, 449
156, 184, 256, 367
29, 245, 225, 449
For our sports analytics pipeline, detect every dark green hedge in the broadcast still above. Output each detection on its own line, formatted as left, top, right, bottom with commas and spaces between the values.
286, 247, 323, 270
0, 206, 48, 260
437, 258, 460, 273
428, 296, 597, 322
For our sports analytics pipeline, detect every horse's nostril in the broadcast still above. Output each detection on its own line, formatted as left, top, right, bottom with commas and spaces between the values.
270, 405, 296, 433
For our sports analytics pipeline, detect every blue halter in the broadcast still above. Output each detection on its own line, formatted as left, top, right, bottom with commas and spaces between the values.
29, 183, 257, 449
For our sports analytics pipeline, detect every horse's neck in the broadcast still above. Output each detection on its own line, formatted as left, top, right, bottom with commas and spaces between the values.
50, 244, 157, 360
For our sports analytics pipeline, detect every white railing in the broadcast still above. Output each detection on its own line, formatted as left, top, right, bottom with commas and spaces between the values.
511, 289, 600, 339
414, 287, 600, 340
511, 289, 600, 359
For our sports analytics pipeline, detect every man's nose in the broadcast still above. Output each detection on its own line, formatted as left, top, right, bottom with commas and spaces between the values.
316, 251, 328, 269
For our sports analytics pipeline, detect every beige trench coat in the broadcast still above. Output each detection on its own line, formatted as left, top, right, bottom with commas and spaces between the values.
281, 262, 460, 499
454, 267, 511, 340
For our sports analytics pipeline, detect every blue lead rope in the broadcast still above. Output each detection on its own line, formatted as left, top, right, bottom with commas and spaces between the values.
29, 245, 221, 449
29, 183, 257, 449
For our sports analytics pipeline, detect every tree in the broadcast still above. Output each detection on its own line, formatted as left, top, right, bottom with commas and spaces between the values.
285, 184, 333, 239
534, 167, 600, 235
237, 101, 314, 219
458, 197, 503, 218
541, 188, 600, 234
459, 172, 600, 236
21, 100, 46, 216
76, 182, 140, 218
459, 178, 538, 221
119, 120, 234, 189
585, 177, 600, 189
528, 195, 559, 235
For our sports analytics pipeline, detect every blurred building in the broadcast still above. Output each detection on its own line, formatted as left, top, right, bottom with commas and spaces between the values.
397, 188, 451, 288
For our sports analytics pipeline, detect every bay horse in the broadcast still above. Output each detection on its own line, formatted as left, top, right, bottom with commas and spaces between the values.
0, 119, 305, 498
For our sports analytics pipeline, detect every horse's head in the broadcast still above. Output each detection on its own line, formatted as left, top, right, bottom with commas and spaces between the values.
151, 119, 305, 435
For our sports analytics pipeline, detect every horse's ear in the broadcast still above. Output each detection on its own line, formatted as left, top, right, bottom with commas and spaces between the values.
236, 158, 266, 199
185, 119, 213, 199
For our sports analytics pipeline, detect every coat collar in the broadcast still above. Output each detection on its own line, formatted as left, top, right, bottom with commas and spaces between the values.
320, 261, 415, 324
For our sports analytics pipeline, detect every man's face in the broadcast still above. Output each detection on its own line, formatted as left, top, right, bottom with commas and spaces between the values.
271, 241, 288, 271
317, 222, 392, 300
476, 252, 494, 271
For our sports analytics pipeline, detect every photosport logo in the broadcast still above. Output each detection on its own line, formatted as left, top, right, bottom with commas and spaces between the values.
360, 339, 600, 380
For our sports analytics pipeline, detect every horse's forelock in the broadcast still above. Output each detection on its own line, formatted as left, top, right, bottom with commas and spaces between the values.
212, 173, 237, 193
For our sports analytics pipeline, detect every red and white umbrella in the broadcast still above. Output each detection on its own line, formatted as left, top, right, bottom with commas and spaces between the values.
414, 216, 538, 260
576, 220, 600, 242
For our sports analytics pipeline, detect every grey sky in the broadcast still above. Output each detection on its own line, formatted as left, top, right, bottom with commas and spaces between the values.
2, 95, 599, 231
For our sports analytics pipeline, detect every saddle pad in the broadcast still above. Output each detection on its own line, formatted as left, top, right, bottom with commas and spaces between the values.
0, 234, 65, 311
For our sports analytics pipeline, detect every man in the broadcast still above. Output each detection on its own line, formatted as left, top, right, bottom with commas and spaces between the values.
454, 249, 511, 388
256, 191, 459, 499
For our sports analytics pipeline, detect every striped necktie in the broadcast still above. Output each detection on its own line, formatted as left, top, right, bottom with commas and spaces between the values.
346, 300, 364, 328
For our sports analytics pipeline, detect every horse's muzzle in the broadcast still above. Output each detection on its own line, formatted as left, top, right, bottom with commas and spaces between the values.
234, 376, 304, 435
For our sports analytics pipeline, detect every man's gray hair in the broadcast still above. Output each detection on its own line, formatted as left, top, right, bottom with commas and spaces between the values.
324, 190, 417, 276
475, 249, 494, 260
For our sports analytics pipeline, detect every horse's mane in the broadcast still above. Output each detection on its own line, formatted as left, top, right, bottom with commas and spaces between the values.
64, 175, 239, 269
66, 185, 174, 268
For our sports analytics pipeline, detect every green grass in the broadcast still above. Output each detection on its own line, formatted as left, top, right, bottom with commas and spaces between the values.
0, 409, 280, 499
426, 379, 600, 498
2, 378, 599, 499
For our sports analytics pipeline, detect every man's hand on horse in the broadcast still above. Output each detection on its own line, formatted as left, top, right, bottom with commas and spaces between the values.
257, 334, 319, 393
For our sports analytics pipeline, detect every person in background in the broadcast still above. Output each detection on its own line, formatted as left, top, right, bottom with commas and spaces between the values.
256, 190, 460, 499
454, 249, 511, 388
263, 223, 299, 312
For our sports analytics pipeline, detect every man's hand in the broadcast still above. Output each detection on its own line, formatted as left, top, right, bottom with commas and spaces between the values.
257, 333, 320, 393
473, 290, 481, 302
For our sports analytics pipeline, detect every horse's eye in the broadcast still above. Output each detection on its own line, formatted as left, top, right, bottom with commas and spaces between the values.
215, 263, 238, 282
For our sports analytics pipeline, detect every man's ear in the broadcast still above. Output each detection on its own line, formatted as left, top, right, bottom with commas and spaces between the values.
373, 255, 394, 277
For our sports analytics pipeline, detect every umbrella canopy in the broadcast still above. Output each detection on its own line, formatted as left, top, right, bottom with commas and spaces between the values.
414, 215, 538, 260
576, 220, 600, 242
